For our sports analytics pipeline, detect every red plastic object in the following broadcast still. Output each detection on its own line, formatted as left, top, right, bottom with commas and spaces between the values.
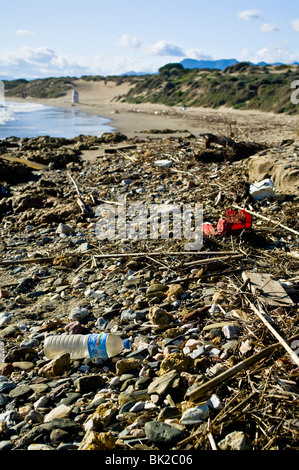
202, 222, 216, 236
217, 209, 252, 235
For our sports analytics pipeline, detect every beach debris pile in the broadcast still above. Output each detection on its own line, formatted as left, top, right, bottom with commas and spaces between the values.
0, 131, 298, 451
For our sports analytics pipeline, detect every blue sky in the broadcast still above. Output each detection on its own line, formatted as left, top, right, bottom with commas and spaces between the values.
1, 0, 299, 78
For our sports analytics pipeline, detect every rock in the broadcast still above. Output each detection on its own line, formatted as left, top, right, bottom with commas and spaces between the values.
180, 404, 209, 425
27, 443, 54, 450
247, 152, 299, 195
69, 306, 89, 321
148, 306, 174, 327
144, 421, 183, 446
38, 353, 70, 378
44, 404, 72, 422
116, 358, 143, 376
148, 370, 179, 396
64, 321, 85, 334
78, 430, 116, 450
146, 283, 168, 297
56, 223, 75, 236
84, 403, 119, 431
9, 384, 32, 400
12, 361, 35, 371
74, 375, 105, 393
166, 284, 184, 301
0, 324, 21, 339
218, 430, 250, 450
158, 353, 193, 375
4, 347, 37, 363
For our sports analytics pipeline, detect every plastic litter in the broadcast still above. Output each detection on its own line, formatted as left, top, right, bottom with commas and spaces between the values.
44, 333, 131, 360
249, 178, 275, 200
217, 209, 252, 235
203, 209, 252, 237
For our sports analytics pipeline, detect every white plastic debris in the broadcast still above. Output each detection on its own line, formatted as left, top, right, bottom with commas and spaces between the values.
154, 159, 173, 167
249, 178, 275, 200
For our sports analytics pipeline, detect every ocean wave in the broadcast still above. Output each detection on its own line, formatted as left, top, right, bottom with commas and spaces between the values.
0, 101, 50, 126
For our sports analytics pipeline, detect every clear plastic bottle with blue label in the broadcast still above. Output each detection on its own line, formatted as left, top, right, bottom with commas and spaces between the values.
44, 333, 131, 360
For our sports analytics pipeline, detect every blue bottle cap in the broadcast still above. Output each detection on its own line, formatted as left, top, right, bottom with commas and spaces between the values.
123, 339, 131, 350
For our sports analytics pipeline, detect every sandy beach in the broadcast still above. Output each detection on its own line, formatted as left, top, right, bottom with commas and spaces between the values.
9, 78, 299, 145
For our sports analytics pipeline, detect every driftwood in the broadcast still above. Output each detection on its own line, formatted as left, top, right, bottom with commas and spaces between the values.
182, 253, 244, 267
94, 251, 240, 259
245, 296, 299, 367
242, 271, 294, 307
233, 204, 299, 236
184, 333, 299, 402
0, 257, 55, 266
66, 171, 93, 216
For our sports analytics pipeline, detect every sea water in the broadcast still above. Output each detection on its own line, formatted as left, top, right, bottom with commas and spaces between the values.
0, 101, 114, 139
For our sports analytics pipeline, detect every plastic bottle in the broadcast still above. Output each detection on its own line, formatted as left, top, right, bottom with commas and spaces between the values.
44, 333, 131, 360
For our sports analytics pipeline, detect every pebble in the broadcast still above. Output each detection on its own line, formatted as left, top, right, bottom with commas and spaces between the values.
180, 404, 209, 425
144, 420, 183, 445
0, 132, 296, 452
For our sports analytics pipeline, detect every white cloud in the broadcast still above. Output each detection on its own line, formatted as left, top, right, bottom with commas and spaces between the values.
291, 19, 299, 31
186, 49, 213, 60
118, 34, 141, 49
260, 23, 278, 34
241, 43, 299, 64
145, 40, 185, 57
0, 46, 158, 78
237, 9, 261, 21
16, 29, 35, 36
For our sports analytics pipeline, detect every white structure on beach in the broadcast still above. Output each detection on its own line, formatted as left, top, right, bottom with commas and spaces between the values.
72, 90, 79, 104
0, 81, 5, 107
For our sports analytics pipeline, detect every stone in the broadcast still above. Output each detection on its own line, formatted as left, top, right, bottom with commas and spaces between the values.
12, 361, 35, 371
144, 421, 183, 445
166, 284, 184, 301
78, 430, 116, 450
180, 404, 209, 425
218, 430, 250, 450
9, 384, 32, 400
69, 306, 89, 321
158, 352, 193, 375
115, 358, 143, 376
56, 223, 75, 236
74, 375, 105, 393
146, 283, 168, 296
148, 370, 178, 396
38, 353, 71, 378
5, 347, 37, 363
148, 306, 174, 327
83, 403, 119, 431
44, 404, 72, 422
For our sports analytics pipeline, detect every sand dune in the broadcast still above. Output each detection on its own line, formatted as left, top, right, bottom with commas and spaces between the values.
10, 78, 299, 144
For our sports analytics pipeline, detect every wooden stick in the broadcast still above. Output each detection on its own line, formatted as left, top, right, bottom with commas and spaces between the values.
232, 204, 299, 236
246, 297, 299, 367
182, 253, 244, 267
66, 171, 93, 216
184, 333, 299, 402
94, 251, 241, 259
0, 257, 55, 266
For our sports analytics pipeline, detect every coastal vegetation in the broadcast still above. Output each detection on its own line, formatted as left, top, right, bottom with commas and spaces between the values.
3, 62, 299, 114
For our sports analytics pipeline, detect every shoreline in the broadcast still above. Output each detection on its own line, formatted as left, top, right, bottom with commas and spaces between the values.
6, 78, 299, 144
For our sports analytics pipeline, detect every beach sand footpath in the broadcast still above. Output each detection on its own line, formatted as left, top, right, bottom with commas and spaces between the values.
10, 78, 299, 145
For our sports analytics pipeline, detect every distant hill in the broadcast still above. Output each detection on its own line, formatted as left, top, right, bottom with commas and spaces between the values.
120, 61, 299, 115
179, 58, 299, 71
180, 58, 239, 70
